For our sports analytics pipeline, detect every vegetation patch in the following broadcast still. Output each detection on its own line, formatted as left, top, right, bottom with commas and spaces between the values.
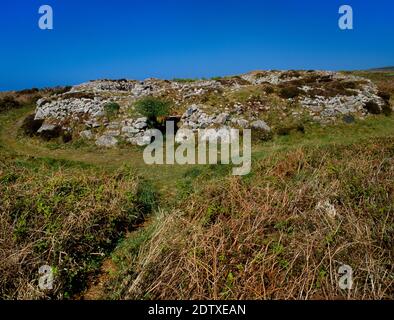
134, 96, 172, 127
0, 156, 141, 299
106, 137, 394, 300
104, 102, 121, 120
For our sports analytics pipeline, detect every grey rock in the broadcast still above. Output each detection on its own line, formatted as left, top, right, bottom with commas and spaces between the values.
185, 104, 199, 116
37, 123, 57, 133
121, 126, 140, 135
80, 130, 93, 140
214, 113, 229, 125
128, 133, 152, 146
135, 117, 148, 123
134, 121, 147, 129
95, 135, 118, 147
107, 122, 120, 130
105, 130, 120, 137
237, 119, 249, 128
250, 120, 271, 131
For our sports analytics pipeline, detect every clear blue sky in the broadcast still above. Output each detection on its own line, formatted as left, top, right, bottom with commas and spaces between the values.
1, 0, 393, 91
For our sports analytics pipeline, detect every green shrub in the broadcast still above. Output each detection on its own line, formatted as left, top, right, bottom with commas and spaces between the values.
104, 102, 120, 119
134, 97, 171, 124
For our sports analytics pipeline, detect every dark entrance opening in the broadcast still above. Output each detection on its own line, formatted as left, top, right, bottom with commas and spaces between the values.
156, 115, 181, 134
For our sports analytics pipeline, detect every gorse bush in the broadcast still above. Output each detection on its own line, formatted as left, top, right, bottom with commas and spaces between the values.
134, 97, 171, 123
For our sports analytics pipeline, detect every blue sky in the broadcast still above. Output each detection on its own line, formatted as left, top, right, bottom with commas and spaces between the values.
0, 0, 393, 91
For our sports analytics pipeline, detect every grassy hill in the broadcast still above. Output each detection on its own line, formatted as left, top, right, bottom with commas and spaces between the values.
0, 71, 393, 300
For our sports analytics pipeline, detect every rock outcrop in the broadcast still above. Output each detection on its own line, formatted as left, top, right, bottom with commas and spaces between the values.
32, 70, 390, 146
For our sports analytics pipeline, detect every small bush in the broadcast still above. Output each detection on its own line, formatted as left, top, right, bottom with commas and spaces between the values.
364, 101, 381, 114
378, 91, 391, 102
263, 85, 275, 95
0, 96, 21, 113
134, 97, 171, 124
61, 131, 73, 143
279, 86, 301, 99
104, 102, 120, 119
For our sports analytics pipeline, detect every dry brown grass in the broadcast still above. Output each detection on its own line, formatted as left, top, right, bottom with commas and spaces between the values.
108, 138, 394, 300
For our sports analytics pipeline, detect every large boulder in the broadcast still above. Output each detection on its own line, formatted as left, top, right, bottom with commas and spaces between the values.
37, 123, 63, 140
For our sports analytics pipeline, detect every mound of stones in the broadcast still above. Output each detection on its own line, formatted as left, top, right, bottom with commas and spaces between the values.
32, 70, 390, 147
